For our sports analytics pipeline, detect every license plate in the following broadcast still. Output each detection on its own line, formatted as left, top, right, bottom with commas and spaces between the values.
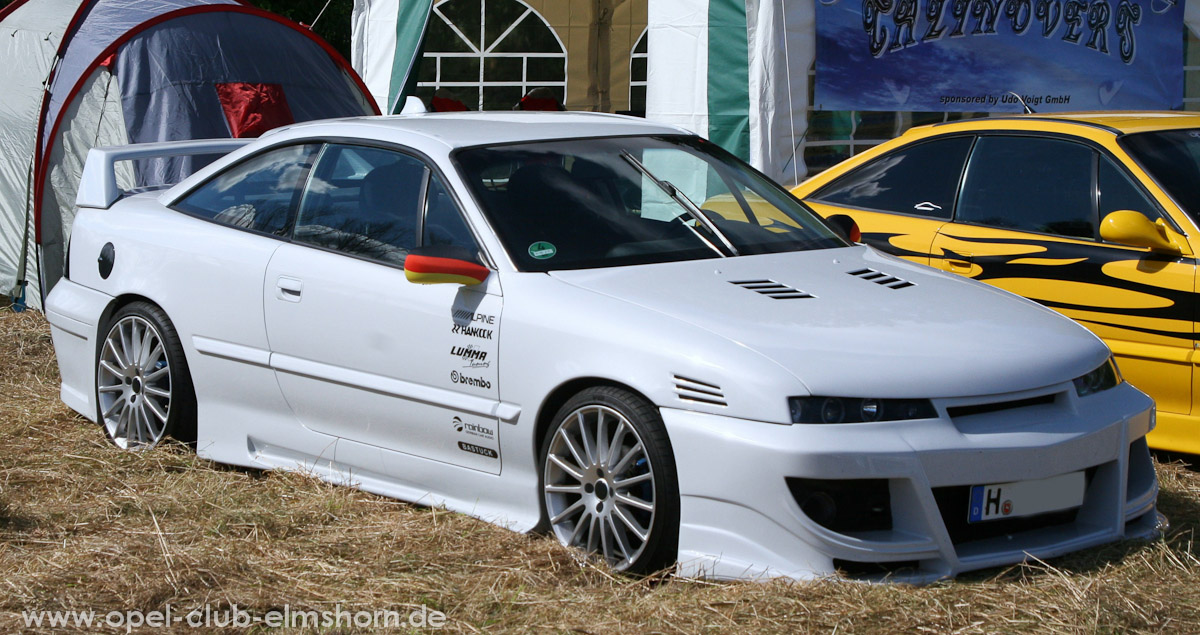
968, 471, 1086, 523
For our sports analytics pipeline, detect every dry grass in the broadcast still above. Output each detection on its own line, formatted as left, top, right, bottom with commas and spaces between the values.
2, 310, 1200, 633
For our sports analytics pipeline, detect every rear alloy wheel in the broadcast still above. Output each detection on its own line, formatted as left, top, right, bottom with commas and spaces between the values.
541, 387, 679, 573
96, 302, 195, 449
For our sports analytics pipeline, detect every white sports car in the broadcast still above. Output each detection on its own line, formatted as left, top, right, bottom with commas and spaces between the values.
46, 112, 1160, 582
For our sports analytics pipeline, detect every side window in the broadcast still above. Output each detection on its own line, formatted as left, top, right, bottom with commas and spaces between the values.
422, 174, 478, 252
1099, 155, 1162, 223
957, 136, 1096, 239
294, 145, 428, 266
174, 144, 319, 235
810, 136, 973, 219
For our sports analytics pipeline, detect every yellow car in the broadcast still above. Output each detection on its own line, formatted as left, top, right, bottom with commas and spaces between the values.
791, 112, 1200, 454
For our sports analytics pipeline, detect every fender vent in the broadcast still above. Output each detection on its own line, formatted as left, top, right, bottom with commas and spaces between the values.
847, 268, 915, 290
673, 375, 727, 406
729, 279, 813, 299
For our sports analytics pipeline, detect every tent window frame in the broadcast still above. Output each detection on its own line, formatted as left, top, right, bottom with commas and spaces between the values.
418, 0, 567, 111
629, 28, 647, 115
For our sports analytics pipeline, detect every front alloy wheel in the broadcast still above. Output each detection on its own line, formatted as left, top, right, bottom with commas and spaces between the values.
541, 387, 679, 573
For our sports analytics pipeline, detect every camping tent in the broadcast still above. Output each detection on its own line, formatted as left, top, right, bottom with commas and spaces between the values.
0, 0, 379, 310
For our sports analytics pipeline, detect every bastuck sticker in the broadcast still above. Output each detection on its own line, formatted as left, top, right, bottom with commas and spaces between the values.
528, 241, 557, 260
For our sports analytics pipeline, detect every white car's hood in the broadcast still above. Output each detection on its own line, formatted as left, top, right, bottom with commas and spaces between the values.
549, 246, 1109, 398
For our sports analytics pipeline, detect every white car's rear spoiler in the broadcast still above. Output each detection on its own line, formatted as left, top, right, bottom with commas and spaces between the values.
77, 138, 253, 209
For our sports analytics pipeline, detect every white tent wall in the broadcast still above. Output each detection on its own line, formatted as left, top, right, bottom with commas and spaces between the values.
352, 0, 398, 112
0, 0, 76, 310
646, 0, 813, 188
745, 0, 811, 188
645, 1, 709, 140
43, 67, 132, 294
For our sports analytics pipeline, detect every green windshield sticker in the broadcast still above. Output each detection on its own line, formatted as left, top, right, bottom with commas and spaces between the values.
528, 241, 557, 260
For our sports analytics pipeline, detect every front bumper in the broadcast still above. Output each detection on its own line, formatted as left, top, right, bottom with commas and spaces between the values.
663, 380, 1160, 583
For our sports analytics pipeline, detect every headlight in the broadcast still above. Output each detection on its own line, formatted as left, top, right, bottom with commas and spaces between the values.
1073, 358, 1122, 397
789, 396, 936, 424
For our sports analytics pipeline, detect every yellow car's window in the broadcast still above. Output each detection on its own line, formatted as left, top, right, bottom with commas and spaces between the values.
1098, 155, 1162, 224
810, 136, 971, 219
958, 136, 1096, 239
1120, 129, 1200, 226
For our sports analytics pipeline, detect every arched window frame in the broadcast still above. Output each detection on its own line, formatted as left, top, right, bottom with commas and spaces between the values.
628, 28, 647, 115
419, 0, 567, 111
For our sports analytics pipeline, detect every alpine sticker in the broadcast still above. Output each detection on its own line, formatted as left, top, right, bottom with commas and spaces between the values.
452, 310, 495, 325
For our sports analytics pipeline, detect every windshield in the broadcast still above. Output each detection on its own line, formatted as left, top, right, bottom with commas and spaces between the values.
1119, 129, 1200, 224
453, 135, 846, 271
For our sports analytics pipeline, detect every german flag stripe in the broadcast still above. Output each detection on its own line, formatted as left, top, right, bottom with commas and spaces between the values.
404, 254, 489, 285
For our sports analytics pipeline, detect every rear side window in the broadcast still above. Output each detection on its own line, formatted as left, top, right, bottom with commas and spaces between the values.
293, 144, 428, 266
957, 136, 1096, 239
174, 144, 320, 235
810, 136, 973, 219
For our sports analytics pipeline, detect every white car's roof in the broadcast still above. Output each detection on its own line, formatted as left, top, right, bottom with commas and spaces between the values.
264, 111, 691, 150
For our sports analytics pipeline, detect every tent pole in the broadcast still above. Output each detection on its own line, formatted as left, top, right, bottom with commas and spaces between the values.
11, 154, 34, 312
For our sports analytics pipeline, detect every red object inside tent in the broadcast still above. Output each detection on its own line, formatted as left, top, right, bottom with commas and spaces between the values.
216, 82, 295, 138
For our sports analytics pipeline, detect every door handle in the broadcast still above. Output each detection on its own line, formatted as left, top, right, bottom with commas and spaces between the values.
276, 276, 303, 302
942, 254, 974, 273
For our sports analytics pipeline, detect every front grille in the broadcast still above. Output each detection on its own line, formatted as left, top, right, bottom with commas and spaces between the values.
946, 394, 1057, 419
729, 279, 813, 299
847, 268, 915, 290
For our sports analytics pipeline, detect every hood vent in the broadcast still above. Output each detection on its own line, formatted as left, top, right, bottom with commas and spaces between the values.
673, 375, 727, 407
847, 268, 915, 290
729, 279, 813, 299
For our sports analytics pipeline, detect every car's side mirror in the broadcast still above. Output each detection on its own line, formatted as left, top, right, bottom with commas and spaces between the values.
1099, 210, 1181, 255
826, 214, 861, 243
404, 246, 490, 285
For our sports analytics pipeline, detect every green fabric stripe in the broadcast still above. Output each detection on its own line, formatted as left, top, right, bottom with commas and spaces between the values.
707, 0, 750, 161
387, 0, 435, 114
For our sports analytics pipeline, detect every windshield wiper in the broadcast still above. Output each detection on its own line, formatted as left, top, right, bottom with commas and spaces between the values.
620, 151, 740, 257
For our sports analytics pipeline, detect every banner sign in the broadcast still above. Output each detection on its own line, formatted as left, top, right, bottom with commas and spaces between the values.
815, 0, 1183, 112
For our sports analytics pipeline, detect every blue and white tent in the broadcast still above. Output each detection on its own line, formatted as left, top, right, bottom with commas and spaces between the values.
0, 0, 378, 310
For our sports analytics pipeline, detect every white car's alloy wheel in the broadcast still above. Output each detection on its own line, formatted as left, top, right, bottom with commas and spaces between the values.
96, 303, 194, 449
542, 388, 679, 573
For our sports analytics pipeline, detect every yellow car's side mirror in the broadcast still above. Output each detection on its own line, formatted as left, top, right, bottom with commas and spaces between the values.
1099, 210, 1181, 255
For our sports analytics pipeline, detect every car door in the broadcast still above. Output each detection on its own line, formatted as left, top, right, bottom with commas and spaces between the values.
931, 134, 1197, 417
800, 135, 974, 265
263, 142, 504, 474
168, 143, 320, 431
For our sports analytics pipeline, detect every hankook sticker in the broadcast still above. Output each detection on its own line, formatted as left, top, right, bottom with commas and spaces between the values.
451, 323, 493, 340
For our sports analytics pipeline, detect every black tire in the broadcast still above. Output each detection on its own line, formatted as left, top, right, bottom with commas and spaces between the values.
539, 386, 680, 574
95, 301, 196, 449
